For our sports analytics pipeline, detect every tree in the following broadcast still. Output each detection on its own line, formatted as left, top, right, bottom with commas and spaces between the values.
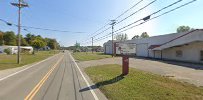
115, 33, 128, 41
25, 33, 35, 45
0, 31, 3, 45
74, 42, 80, 52
3, 31, 17, 45
177, 26, 191, 33
140, 32, 149, 38
16, 35, 29, 46
132, 35, 139, 40
31, 37, 46, 50
75, 42, 80, 49
46, 38, 58, 50
4, 48, 11, 55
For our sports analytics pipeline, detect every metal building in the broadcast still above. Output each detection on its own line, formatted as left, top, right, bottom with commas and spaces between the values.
104, 29, 203, 63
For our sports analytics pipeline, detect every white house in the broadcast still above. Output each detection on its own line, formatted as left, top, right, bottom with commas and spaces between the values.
0, 46, 33, 54
104, 29, 203, 64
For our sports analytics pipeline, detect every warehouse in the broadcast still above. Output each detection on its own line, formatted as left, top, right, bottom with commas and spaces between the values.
104, 29, 203, 63
103, 40, 118, 54
128, 29, 203, 63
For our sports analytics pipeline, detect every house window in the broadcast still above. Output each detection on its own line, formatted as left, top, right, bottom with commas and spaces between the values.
201, 51, 203, 61
176, 50, 182, 57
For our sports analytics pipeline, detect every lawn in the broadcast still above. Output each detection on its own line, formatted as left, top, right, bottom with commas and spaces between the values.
72, 52, 112, 61
0, 51, 59, 70
85, 64, 203, 100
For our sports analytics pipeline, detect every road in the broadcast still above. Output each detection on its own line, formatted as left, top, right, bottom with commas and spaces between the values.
0, 52, 107, 100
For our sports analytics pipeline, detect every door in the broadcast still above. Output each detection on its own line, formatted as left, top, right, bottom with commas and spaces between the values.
136, 43, 148, 57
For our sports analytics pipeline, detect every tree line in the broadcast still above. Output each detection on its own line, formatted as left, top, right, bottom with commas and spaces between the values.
0, 31, 60, 50
114, 32, 149, 41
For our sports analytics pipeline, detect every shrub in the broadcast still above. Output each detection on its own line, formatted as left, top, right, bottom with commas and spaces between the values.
4, 48, 12, 55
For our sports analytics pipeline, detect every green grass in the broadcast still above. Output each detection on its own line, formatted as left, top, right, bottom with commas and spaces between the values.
72, 52, 112, 61
85, 64, 203, 100
0, 51, 59, 70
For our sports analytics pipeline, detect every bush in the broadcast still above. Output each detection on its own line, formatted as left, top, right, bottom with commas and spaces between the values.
4, 48, 12, 55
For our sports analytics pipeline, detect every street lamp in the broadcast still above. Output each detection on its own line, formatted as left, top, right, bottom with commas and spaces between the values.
11, 0, 28, 64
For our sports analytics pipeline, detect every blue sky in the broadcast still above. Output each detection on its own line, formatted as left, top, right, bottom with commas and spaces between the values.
0, 0, 202, 46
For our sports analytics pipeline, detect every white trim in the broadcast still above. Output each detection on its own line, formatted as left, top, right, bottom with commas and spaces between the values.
69, 52, 99, 100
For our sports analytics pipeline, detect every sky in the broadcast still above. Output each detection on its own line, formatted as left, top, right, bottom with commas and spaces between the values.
0, 0, 203, 47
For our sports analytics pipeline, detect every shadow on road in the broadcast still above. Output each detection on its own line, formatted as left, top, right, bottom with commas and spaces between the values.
79, 74, 125, 92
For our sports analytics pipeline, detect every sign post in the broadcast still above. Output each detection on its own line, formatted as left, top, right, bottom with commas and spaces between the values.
122, 56, 129, 75
117, 43, 134, 75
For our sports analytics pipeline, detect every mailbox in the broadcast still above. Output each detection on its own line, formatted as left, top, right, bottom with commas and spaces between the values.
122, 56, 129, 75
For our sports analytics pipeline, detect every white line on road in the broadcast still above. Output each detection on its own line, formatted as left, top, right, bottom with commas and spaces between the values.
69, 52, 99, 100
0, 54, 59, 82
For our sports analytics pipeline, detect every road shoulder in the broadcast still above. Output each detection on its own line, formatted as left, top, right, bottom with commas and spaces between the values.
0, 53, 59, 81
70, 52, 108, 100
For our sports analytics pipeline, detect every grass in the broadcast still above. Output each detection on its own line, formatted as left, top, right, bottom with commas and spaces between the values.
72, 52, 112, 61
85, 64, 203, 100
0, 50, 59, 70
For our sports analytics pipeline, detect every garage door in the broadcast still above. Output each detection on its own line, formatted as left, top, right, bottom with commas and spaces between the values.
136, 43, 148, 57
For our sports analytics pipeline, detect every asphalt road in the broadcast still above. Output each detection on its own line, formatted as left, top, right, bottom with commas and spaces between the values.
0, 52, 107, 100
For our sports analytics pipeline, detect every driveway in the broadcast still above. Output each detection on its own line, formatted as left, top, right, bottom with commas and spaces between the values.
78, 57, 203, 87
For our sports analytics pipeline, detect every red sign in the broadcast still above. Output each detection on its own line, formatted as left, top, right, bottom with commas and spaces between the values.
122, 56, 129, 75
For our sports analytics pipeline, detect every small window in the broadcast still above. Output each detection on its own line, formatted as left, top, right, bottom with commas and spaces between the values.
200, 51, 203, 61
176, 50, 182, 57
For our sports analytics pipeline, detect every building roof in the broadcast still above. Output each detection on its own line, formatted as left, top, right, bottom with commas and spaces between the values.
148, 45, 161, 49
103, 29, 203, 51
153, 29, 203, 50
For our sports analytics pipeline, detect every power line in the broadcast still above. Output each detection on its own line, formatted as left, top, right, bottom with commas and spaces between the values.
20, 25, 85, 33
83, 0, 159, 43
113, 0, 183, 34
115, 0, 144, 20
85, 0, 197, 45
0, 19, 13, 26
80, 0, 145, 43
0, 19, 86, 33
115, 0, 157, 25
115, 0, 197, 35
87, 22, 110, 37
83, 0, 150, 39
87, 0, 183, 43
92, 26, 111, 37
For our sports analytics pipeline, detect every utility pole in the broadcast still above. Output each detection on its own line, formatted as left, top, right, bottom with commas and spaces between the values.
110, 20, 116, 57
91, 37, 93, 53
11, 0, 29, 64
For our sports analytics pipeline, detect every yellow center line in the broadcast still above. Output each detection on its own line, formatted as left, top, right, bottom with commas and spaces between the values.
24, 55, 64, 100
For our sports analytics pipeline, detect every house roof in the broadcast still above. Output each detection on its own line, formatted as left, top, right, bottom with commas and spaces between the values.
148, 45, 161, 49
153, 29, 203, 50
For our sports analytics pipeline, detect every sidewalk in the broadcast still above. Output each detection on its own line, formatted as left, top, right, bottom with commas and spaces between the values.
78, 57, 203, 86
